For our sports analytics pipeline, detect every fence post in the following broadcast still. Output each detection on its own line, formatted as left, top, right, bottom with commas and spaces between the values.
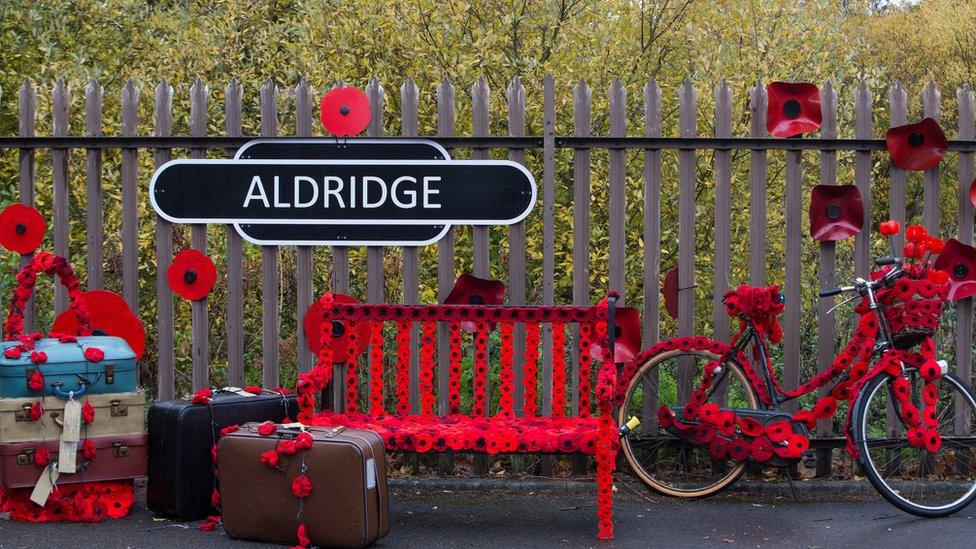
676, 78, 697, 399
784, 105, 803, 413
922, 81, 941, 234
749, 81, 767, 286
17, 79, 36, 331
955, 84, 974, 423
51, 78, 70, 314
609, 79, 627, 302
260, 79, 280, 390
713, 80, 732, 343
85, 79, 104, 290
508, 76, 528, 414
295, 76, 315, 374
225, 78, 245, 388
640, 77, 662, 432
853, 81, 873, 278
366, 77, 386, 306
121, 80, 140, 317
189, 78, 210, 391
436, 76, 456, 475
154, 79, 176, 400
888, 82, 908, 439
401, 77, 421, 414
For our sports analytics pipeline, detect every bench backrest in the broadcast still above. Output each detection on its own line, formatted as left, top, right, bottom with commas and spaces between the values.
301, 294, 617, 420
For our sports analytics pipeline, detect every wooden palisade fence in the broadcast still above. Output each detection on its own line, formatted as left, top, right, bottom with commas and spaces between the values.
1, 75, 974, 478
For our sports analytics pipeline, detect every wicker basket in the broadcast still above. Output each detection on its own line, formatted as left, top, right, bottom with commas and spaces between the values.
876, 277, 944, 350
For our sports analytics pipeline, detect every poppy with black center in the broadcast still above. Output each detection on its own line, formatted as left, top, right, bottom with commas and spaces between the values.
588, 305, 641, 363
886, 117, 948, 171
302, 293, 370, 362
933, 238, 976, 301
444, 273, 506, 332
765, 82, 823, 137
0, 203, 46, 254
808, 184, 864, 241
320, 86, 371, 137
52, 289, 147, 359
167, 249, 217, 301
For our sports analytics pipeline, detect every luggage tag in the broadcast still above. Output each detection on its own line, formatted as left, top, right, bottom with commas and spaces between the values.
30, 464, 60, 506
58, 439, 77, 473
61, 398, 82, 442
223, 387, 257, 398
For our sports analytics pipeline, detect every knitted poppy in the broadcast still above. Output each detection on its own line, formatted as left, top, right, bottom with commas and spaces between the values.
697, 403, 720, 423
167, 249, 217, 301
257, 422, 277, 436
694, 423, 716, 444
444, 273, 506, 332
933, 239, 976, 301
82, 439, 97, 461
302, 294, 370, 363
3, 347, 21, 359
879, 220, 901, 237
736, 416, 763, 438
662, 267, 679, 319
886, 117, 948, 171
414, 432, 434, 453
52, 290, 146, 360
28, 370, 44, 392
296, 523, 311, 548
29, 401, 42, 421
0, 203, 46, 254
291, 475, 313, 498
765, 421, 792, 443
34, 446, 50, 467
82, 400, 95, 424
709, 437, 729, 459
728, 438, 750, 461
30, 351, 47, 364
923, 383, 939, 406
657, 406, 675, 428
260, 450, 280, 468
210, 489, 220, 508
320, 86, 371, 137
919, 360, 942, 383
243, 385, 262, 395
589, 306, 641, 364
791, 409, 818, 429
750, 436, 774, 462
191, 388, 213, 405
766, 82, 822, 138
907, 426, 927, 447
812, 396, 837, 418
294, 432, 314, 451
277, 439, 298, 456
808, 185, 863, 241
924, 429, 942, 453
83, 347, 104, 362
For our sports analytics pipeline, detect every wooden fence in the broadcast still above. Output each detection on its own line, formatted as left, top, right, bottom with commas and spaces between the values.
0, 76, 974, 473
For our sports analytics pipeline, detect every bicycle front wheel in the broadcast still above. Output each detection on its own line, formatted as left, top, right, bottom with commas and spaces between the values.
854, 368, 976, 517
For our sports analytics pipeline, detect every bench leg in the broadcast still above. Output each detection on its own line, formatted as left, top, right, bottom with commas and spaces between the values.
595, 418, 617, 540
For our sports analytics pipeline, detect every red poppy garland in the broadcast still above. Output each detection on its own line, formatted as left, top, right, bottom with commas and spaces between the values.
0, 203, 46, 255
167, 249, 217, 301
808, 184, 863, 241
886, 117, 948, 171
766, 82, 822, 138
0, 480, 134, 523
320, 86, 371, 137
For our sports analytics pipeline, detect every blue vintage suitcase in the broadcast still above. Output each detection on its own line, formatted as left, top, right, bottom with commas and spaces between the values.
0, 336, 137, 398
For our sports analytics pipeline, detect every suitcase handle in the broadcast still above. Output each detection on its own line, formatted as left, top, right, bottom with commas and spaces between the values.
51, 380, 88, 399
5, 252, 93, 340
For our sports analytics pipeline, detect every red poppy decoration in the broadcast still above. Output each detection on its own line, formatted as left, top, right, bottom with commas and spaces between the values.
167, 249, 217, 301
589, 306, 641, 363
766, 82, 822, 138
444, 273, 507, 332
52, 290, 146, 360
302, 293, 370, 363
933, 238, 976, 301
808, 184, 863, 241
0, 203, 46, 255
662, 267, 678, 319
320, 86, 371, 137
886, 117, 948, 172
970, 178, 976, 209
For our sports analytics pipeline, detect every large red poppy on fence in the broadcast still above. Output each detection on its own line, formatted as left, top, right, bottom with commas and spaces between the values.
886, 117, 948, 172
302, 293, 370, 363
969, 178, 976, 209
167, 249, 217, 301
444, 273, 507, 332
52, 290, 146, 359
662, 267, 679, 319
933, 238, 976, 301
589, 305, 641, 364
766, 82, 822, 138
320, 86, 371, 137
0, 203, 45, 255
808, 184, 863, 241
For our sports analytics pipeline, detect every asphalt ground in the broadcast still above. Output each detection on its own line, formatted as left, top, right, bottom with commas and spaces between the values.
1, 477, 974, 548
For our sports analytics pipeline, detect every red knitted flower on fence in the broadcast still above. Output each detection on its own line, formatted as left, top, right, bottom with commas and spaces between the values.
0, 203, 46, 254
589, 305, 641, 364
886, 117, 948, 171
933, 238, 976, 301
444, 273, 507, 332
320, 86, 371, 137
808, 184, 863, 241
662, 267, 679, 319
167, 249, 217, 301
303, 293, 370, 363
52, 290, 146, 360
766, 82, 822, 138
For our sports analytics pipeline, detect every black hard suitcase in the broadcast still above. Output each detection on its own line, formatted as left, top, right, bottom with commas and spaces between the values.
147, 390, 299, 520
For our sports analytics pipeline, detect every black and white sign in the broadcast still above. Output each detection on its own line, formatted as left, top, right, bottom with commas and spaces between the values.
234, 139, 450, 246
150, 159, 535, 225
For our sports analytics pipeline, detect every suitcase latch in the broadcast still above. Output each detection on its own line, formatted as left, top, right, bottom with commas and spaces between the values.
110, 399, 127, 417
113, 441, 129, 458
16, 448, 35, 465
324, 426, 346, 438
14, 403, 33, 422
104, 364, 115, 385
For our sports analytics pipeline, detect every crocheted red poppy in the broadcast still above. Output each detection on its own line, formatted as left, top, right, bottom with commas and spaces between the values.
320, 86, 371, 137
167, 249, 217, 301
302, 294, 370, 363
728, 438, 750, 461
52, 290, 146, 360
589, 305, 641, 363
0, 203, 45, 255
750, 436, 774, 462
808, 185, 863, 241
766, 82, 822, 138
662, 267, 678, 319
933, 238, 976, 301
444, 273, 506, 332
886, 117, 948, 171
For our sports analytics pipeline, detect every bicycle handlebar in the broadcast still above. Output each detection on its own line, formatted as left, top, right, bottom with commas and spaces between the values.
819, 257, 905, 299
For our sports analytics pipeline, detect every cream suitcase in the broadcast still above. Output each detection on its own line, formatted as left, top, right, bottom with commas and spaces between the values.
0, 390, 145, 443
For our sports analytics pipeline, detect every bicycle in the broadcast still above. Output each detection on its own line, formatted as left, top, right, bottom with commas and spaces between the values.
615, 223, 976, 518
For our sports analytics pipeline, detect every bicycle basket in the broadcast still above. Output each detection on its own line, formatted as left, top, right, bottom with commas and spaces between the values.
874, 277, 946, 350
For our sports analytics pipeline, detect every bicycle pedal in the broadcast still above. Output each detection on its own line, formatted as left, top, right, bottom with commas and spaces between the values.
801, 451, 817, 469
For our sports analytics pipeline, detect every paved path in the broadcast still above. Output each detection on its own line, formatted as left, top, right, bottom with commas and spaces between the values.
1, 479, 974, 548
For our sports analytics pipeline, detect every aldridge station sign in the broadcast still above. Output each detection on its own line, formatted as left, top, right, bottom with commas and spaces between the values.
150, 143, 536, 246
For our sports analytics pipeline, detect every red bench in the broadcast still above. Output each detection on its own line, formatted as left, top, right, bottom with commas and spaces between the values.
295, 292, 621, 539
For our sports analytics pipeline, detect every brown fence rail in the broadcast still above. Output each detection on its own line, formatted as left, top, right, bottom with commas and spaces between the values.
0, 76, 974, 477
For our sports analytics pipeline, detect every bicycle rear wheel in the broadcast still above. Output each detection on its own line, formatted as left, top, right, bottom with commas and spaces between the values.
617, 343, 759, 498
854, 368, 976, 517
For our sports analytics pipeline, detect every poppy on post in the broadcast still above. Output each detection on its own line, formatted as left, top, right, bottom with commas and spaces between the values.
808, 184, 864, 241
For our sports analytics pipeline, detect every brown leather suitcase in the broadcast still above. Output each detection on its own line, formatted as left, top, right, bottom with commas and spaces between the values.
0, 433, 147, 489
219, 423, 388, 547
